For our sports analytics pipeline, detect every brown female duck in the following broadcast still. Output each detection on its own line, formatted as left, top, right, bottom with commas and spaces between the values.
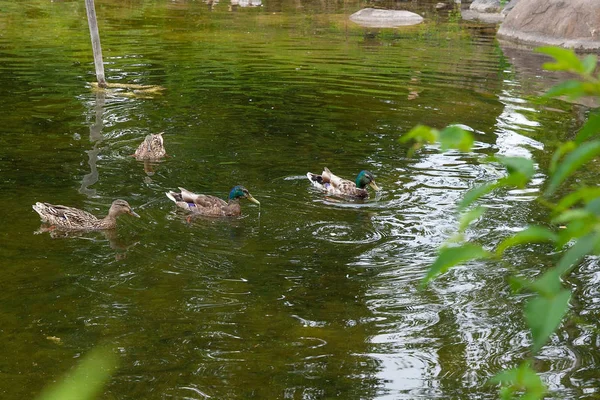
134, 132, 166, 160
32, 199, 140, 230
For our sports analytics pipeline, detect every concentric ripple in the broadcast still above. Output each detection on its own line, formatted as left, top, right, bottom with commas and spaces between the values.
310, 221, 384, 244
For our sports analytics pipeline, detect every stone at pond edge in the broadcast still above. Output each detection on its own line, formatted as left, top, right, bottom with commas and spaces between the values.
501, 0, 521, 16
462, 0, 509, 23
498, 0, 600, 50
470, 0, 501, 13
349, 8, 423, 28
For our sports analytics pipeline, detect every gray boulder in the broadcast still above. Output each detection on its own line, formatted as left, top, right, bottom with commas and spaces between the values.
470, 0, 501, 13
349, 8, 424, 28
501, 0, 521, 16
498, 0, 600, 49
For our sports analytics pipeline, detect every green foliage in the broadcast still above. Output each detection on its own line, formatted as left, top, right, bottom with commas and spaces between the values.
494, 156, 535, 187
423, 244, 491, 285
537, 47, 597, 76
575, 111, 600, 144
458, 206, 486, 233
490, 362, 546, 400
401, 46, 600, 399
525, 289, 571, 354
36, 347, 118, 400
495, 226, 557, 256
545, 140, 600, 196
459, 182, 499, 210
401, 125, 474, 157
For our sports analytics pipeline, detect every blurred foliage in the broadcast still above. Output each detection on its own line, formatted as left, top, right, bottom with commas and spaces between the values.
400, 47, 600, 399
36, 346, 118, 400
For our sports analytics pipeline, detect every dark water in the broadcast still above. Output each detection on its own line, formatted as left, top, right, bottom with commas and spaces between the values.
1, 0, 598, 399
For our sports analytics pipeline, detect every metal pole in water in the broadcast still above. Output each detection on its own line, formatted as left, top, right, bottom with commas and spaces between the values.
85, 0, 107, 88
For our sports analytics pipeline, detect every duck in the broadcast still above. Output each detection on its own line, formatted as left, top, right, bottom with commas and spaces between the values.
166, 186, 260, 217
32, 199, 140, 230
134, 132, 166, 160
306, 167, 380, 199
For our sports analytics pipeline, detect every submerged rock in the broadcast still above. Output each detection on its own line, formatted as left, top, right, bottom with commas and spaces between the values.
498, 0, 600, 50
349, 8, 424, 28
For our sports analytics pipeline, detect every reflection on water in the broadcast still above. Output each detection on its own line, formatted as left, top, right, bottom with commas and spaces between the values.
0, 0, 596, 399
34, 225, 139, 259
80, 91, 105, 197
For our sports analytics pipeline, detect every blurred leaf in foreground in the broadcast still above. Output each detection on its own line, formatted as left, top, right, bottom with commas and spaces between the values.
490, 361, 546, 400
525, 290, 571, 354
496, 226, 557, 256
37, 346, 118, 400
545, 140, 600, 196
423, 244, 490, 285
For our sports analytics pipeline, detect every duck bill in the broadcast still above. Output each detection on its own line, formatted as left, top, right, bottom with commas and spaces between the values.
247, 195, 260, 205
369, 181, 381, 191
129, 210, 141, 218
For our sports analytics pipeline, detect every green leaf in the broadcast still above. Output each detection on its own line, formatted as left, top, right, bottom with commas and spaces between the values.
549, 141, 576, 174
422, 244, 490, 285
575, 111, 600, 143
555, 232, 600, 276
496, 226, 557, 256
557, 219, 595, 247
552, 209, 595, 225
581, 54, 598, 76
553, 186, 600, 215
544, 80, 586, 99
525, 289, 571, 353
459, 182, 499, 210
537, 46, 584, 73
458, 206, 486, 232
497, 156, 535, 179
439, 125, 474, 152
492, 156, 535, 188
490, 362, 546, 400
585, 197, 600, 216
531, 268, 563, 297
545, 140, 600, 196
400, 125, 438, 144
37, 346, 118, 400
508, 276, 532, 293
582, 81, 600, 96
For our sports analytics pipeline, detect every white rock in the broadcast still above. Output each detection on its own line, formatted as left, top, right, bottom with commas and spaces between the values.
349, 8, 424, 28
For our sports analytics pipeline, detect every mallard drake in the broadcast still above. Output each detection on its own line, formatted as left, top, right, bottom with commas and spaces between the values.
306, 167, 380, 199
166, 186, 260, 217
134, 132, 166, 160
32, 199, 140, 230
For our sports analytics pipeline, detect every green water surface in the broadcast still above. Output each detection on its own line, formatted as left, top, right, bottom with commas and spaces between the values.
0, 0, 597, 399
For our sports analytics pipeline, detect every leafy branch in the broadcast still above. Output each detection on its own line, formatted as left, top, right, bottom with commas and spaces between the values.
401, 47, 600, 399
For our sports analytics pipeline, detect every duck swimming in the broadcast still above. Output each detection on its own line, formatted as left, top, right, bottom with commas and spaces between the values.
32, 199, 140, 230
306, 167, 380, 199
166, 186, 260, 217
134, 132, 166, 160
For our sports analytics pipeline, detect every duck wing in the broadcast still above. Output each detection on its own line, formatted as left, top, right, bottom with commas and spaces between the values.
33, 202, 98, 227
322, 168, 356, 190
179, 187, 227, 208
166, 188, 228, 213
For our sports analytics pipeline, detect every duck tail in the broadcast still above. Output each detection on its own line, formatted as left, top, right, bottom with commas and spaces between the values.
165, 191, 181, 203
307, 172, 326, 189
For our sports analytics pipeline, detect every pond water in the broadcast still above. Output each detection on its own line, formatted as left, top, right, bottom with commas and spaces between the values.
0, 0, 598, 399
